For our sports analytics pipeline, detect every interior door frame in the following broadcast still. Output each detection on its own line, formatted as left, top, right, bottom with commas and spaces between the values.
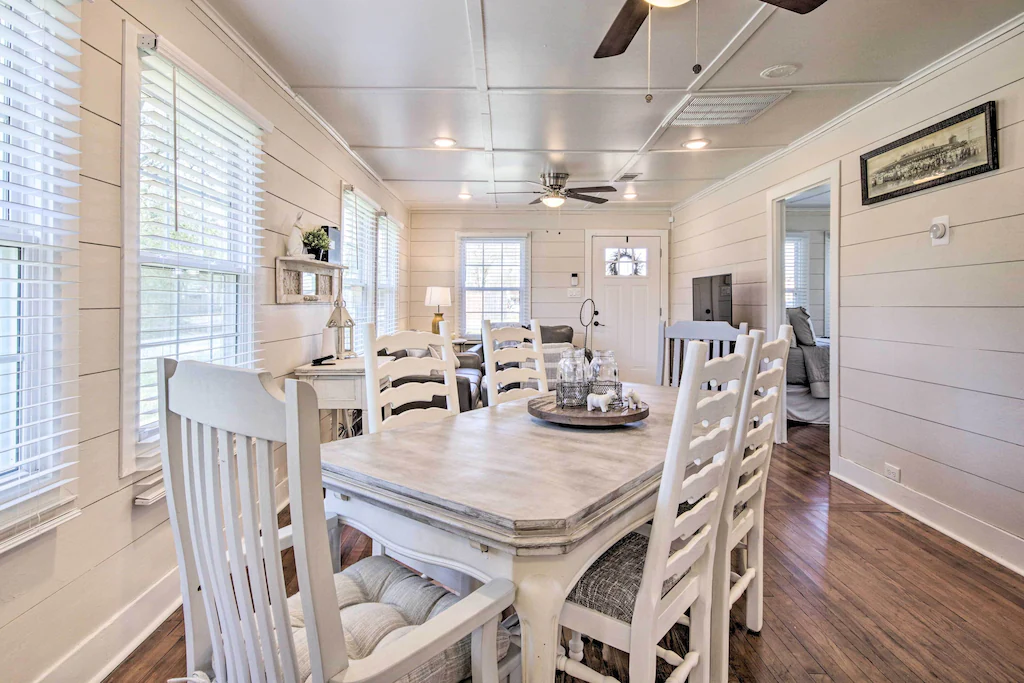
584, 228, 671, 362
765, 161, 840, 467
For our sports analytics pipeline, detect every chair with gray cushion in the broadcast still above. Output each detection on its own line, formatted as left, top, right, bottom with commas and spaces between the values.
556, 335, 756, 683
157, 358, 517, 683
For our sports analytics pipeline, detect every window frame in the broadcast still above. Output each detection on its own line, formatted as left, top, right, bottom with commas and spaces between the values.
119, 27, 272, 477
455, 233, 531, 340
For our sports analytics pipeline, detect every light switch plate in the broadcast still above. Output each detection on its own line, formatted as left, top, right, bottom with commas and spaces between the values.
567, 288, 582, 298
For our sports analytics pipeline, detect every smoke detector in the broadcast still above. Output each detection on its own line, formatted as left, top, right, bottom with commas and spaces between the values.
671, 91, 791, 127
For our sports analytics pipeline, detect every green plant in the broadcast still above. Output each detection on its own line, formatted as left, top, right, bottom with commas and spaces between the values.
301, 228, 330, 252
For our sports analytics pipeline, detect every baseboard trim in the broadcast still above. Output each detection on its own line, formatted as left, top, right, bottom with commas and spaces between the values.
830, 456, 1024, 577
37, 567, 182, 683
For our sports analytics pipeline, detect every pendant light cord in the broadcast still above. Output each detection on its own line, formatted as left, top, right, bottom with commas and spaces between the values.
646, 4, 652, 102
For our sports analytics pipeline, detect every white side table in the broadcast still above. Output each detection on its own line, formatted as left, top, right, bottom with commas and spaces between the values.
294, 356, 392, 438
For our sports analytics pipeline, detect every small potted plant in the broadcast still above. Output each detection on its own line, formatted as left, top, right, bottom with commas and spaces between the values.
301, 227, 330, 262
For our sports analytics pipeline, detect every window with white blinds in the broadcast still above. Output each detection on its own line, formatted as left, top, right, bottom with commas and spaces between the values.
341, 187, 401, 351
121, 38, 266, 474
376, 214, 400, 337
784, 232, 810, 311
457, 236, 530, 338
0, 0, 82, 553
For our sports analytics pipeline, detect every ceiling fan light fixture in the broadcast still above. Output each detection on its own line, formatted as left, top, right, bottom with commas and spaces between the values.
645, 0, 692, 6
623, 191, 638, 200
458, 192, 472, 200
432, 137, 457, 148
541, 195, 566, 208
760, 64, 800, 79
684, 138, 711, 150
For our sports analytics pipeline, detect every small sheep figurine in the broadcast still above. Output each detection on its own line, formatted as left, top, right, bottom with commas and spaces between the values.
623, 388, 642, 411
587, 390, 617, 413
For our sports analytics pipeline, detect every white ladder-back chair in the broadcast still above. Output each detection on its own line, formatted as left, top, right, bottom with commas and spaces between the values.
657, 321, 750, 387
363, 321, 460, 434
556, 335, 756, 683
158, 358, 516, 683
710, 325, 793, 683
481, 319, 548, 406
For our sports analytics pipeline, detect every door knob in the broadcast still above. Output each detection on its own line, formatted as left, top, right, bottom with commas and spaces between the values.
593, 321, 603, 327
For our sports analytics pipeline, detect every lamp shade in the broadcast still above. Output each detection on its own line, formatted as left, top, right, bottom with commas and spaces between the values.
424, 286, 452, 307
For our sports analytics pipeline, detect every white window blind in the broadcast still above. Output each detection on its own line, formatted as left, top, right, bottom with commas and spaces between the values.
342, 187, 376, 355
0, 0, 82, 553
121, 42, 265, 474
784, 232, 810, 311
457, 236, 529, 338
376, 214, 400, 337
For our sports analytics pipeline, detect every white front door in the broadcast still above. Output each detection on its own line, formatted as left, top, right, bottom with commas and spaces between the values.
590, 235, 662, 384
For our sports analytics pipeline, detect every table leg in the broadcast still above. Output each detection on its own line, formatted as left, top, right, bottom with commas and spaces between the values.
341, 409, 354, 439
331, 410, 340, 441
515, 574, 564, 683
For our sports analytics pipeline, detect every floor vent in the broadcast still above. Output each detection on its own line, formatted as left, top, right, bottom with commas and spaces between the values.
671, 91, 791, 126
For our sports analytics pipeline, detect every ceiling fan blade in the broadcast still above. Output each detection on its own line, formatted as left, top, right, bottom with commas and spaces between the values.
486, 191, 544, 195
566, 186, 617, 194
760, 0, 828, 14
594, 0, 649, 59
566, 192, 609, 205
529, 197, 544, 205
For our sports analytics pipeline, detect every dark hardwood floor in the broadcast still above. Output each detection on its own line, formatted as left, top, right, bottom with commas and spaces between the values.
105, 424, 1024, 683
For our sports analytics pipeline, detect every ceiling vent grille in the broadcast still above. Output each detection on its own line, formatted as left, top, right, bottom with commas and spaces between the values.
671, 91, 791, 127
616, 172, 642, 182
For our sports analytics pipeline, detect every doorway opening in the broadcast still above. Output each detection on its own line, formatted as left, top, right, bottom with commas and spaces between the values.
766, 162, 840, 469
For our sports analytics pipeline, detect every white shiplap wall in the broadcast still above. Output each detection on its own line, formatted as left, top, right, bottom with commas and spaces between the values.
0, 2, 409, 681
670, 23, 1024, 572
409, 210, 670, 335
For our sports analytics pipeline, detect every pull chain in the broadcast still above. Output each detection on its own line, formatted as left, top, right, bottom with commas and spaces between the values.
645, 4, 653, 103
693, 0, 702, 75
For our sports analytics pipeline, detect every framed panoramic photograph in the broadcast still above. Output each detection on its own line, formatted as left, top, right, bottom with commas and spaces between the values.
860, 101, 998, 205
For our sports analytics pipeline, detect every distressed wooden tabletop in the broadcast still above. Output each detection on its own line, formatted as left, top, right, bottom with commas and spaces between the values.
320, 382, 681, 549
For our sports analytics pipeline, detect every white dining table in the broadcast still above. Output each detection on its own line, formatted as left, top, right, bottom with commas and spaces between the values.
319, 382, 681, 683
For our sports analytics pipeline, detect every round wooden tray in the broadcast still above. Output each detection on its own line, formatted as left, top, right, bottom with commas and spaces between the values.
527, 395, 649, 428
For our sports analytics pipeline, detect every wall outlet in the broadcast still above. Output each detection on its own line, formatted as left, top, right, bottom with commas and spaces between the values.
567, 288, 582, 298
884, 463, 901, 483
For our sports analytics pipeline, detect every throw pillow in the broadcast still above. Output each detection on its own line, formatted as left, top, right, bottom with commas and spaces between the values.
428, 344, 460, 368
787, 307, 816, 347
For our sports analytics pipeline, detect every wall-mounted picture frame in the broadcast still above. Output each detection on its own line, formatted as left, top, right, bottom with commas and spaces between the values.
860, 101, 998, 205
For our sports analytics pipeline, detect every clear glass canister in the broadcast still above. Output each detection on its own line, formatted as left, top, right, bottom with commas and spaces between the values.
590, 350, 618, 383
557, 349, 576, 385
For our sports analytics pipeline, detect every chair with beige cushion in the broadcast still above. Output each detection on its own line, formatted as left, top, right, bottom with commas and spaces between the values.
157, 358, 516, 683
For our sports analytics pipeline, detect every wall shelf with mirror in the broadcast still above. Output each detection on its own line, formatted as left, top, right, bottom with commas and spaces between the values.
276, 256, 345, 304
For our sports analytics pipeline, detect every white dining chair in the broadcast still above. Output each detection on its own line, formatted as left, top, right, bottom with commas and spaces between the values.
709, 325, 792, 683
555, 335, 756, 683
481, 319, 548, 406
363, 321, 461, 434
656, 321, 750, 387
157, 358, 517, 683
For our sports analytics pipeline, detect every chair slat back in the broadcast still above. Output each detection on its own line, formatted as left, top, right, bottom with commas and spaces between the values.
364, 321, 461, 433
482, 319, 548, 406
721, 325, 793, 526
159, 359, 346, 683
634, 335, 755, 637
656, 320, 750, 387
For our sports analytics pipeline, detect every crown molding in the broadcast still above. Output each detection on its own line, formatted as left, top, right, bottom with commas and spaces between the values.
670, 11, 1024, 214
187, 0, 404, 210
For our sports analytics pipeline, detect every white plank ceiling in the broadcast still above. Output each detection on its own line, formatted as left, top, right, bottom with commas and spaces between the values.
208, 0, 1024, 210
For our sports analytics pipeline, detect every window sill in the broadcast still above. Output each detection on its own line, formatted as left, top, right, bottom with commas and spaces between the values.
0, 508, 82, 557
134, 472, 166, 506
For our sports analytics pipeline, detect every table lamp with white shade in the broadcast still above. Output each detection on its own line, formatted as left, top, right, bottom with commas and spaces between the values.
424, 286, 452, 335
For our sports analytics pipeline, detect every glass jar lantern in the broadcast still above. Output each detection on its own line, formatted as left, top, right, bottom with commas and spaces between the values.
590, 350, 618, 383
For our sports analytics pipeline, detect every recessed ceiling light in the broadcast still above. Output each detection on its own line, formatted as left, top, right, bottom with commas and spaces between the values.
623, 191, 638, 200
432, 137, 457, 148
684, 138, 710, 150
760, 64, 800, 79
458, 192, 472, 200
645, 0, 691, 6
541, 195, 565, 208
